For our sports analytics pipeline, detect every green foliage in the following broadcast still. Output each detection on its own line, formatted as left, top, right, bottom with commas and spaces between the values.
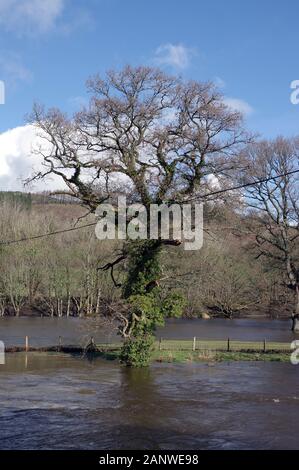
120, 240, 186, 367
160, 291, 186, 318
123, 240, 161, 298
120, 334, 155, 367
128, 290, 185, 336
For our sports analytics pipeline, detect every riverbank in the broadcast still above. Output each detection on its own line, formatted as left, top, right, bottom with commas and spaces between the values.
152, 350, 291, 363
97, 347, 291, 364
4, 344, 292, 364
96, 338, 292, 363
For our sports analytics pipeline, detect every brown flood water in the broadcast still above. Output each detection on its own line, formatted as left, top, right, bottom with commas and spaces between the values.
0, 353, 299, 450
0, 317, 297, 348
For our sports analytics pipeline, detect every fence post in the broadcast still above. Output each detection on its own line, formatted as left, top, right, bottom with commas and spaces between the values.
227, 338, 230, 352
25, 336, 29, 352
59, 336, 62, 351
263, 339, 266, 353
159, 337, 162, 351
193, 336, 196, 352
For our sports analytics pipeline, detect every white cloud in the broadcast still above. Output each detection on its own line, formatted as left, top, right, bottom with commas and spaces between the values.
0, 125, 66, 191
0, 125, 131, 193
0, 54, 32, 86
206, 174, 220, 189
60, 7, 94, 35
0, 0, 65, 34
154, 43, 195, 69
223, 97, 254, 116
214, 76, 226, 89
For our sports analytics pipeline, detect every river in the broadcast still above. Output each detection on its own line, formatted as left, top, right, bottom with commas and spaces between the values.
0, 318, 298, 450
0, 317, 297, 348
0, 353, 299, 450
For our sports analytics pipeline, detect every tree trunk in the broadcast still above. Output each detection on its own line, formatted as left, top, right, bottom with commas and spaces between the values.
95, 288, 101, 315
66, 294, 71, 317
292, 286, 299, 331
292, 314, 299, 332
296, 285, 299, 315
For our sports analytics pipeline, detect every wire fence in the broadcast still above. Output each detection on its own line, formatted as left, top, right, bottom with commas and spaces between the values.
96, 337, 292, 353
154, 337, 291, 353
1, 335, 292, 353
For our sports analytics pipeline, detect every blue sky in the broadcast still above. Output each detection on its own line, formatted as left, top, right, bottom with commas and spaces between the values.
1, 0, 299, 134
0, 0, 299, 189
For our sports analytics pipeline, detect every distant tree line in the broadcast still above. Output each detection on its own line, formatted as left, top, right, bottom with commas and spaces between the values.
0, 200, 293, 319
0, 192, 32, 210
0, 191, 79, 208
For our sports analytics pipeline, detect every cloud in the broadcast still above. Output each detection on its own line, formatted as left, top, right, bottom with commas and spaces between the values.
0, 0, 65, 34
223, 97, 254, 116
214, 76, 226, 89
60, 7, 94, 35
206, 173, 220, 189
0, 125, 66, 191
0, 53, 32, 87
154, 43, 195, 69
0, 124, 130, 193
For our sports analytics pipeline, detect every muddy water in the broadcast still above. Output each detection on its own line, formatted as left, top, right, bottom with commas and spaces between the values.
0, 317, 297, 348
0, 353, 298, 450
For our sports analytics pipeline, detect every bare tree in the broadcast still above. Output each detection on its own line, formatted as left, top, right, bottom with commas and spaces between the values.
241, 137, 299, 330
28, 66, 250, 365
29, 66, 249, 207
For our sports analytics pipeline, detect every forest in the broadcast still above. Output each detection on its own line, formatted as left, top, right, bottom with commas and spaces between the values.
0, 190, 295, 320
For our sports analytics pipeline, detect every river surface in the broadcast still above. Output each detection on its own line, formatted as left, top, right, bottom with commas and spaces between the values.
0, 318, 298, 450
0, 317, 297, 347
0, 353, 298, 450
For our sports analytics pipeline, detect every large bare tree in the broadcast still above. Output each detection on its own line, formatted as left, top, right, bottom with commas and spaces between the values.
28, 66, 250, 365
241, 137, 299, 330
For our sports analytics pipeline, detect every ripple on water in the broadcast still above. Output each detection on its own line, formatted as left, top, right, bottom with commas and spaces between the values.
0, 354, 299, 450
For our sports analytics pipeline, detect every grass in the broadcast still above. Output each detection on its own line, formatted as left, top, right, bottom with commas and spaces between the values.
215, 351, 290, 362
5, 339, 292, 364
151, 339, 291, 352
95, 339, 292, 364
151, 350, 290, 363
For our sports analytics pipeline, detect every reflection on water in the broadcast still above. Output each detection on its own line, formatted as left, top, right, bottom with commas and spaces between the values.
0, 353, 299, 450
0, 317, 297, 348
